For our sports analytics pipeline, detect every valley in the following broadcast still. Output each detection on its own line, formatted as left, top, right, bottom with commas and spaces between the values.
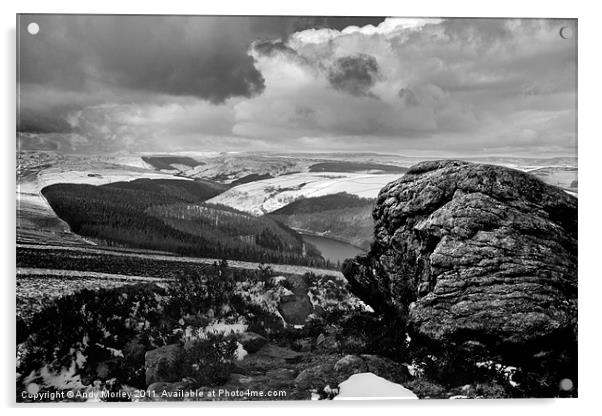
16, 149, 578, 316
15, 149, 579, 401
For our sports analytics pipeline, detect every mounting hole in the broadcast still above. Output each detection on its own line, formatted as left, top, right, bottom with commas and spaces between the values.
559, 378, 574, 391
559, 26, 573, 40
27, 22, 40, 35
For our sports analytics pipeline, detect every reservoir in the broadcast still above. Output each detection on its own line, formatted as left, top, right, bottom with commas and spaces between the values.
301, 233, 365, 264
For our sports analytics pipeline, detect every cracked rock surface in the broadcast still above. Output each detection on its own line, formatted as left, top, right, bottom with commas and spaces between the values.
343, 160, 577, 358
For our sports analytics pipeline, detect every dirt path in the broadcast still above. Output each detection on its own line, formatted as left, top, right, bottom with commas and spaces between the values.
278, 275, 313, 325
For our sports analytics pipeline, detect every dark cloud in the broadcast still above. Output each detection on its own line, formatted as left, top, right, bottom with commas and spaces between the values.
18, 133, 60, 151
252, 40, 298, 58
17, 16, 576, 156
17, 15, 385, 136
17, 111, 72, 134
327, 54, 380, 96
286, 16, 386, 33
398, 88, 420, 106
18, 15, 385, 102
19, 15, 267, 104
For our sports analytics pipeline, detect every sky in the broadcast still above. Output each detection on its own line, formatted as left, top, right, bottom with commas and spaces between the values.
17, 15, 577, 156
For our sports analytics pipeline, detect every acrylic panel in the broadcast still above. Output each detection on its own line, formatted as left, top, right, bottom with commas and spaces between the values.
16, 14, 577, 402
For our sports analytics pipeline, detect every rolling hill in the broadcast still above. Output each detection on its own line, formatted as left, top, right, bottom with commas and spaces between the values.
141, 156, 204, 170
270, 193, 376, 250
42, 178, 326, 267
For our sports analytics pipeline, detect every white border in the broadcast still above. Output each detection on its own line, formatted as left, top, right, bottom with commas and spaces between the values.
2, 1, 599, 415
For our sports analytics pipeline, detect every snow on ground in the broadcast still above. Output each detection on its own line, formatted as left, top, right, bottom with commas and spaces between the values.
24, 356, 87, 392
185, 319, 248, 349
234, 342, 248, 360
36, 168, 190, 189
105, 155, 154, 170
18, 163, 190, 213
208, 172, 401, 215
16, 271, 165, 323
149, 151, 221, 159
234, 280, 291, 325
201, 321, 248, 336
333, 373, 418, 400
307, 276, 370, 314
16, 164, 191, 245
271, 276, 287, 285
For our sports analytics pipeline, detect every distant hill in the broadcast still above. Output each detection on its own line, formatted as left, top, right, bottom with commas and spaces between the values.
229, 173, 273, 186
270, 193, 376, 249
309, 161, 407, 173
42, 178, 326, 267
272, 192, 374, 215
142, 156, 204, 170
103, 178, 228, 201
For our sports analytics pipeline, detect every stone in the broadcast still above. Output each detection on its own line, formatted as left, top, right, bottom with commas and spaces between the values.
333, 354, 368, 379
294, 362, 338, 391
315, 330, 340, 352
236, 332, 267, 353
144, 344, 183, 386
240, 343, 304, 371
360, 354, 411, 384
254, 344, 303, 363
343, 161, 577, 375
293, 338, 313, 352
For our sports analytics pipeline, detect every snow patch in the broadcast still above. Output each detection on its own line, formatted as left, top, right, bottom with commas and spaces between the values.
25, 361, 86, 391
334, 373, 417, 400
234, 342, 248, 361
271, 276, 287, 285
235, 281, 288, 324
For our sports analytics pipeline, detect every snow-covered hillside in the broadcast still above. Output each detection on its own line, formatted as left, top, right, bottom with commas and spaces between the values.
207, 172, 402, 215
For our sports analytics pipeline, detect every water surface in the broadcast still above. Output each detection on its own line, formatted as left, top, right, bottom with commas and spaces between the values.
301, 233, 365, 265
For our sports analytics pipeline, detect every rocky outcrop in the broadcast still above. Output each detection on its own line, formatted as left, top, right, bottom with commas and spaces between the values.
343, 160, 577, 372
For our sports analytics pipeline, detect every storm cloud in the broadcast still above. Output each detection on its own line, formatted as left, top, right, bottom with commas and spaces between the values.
19, 15, 268, 103
328, 54, 380, 97
17, 16, 577, 156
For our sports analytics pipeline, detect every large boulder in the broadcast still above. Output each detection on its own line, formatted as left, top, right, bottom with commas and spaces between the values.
343, 161, 577, 377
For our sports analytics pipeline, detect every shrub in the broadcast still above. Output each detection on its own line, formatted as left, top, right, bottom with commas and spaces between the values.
18, 283, 167, 390
164, 260, 236, 326
181, 333, 238, 387
404, 378, 448, 399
